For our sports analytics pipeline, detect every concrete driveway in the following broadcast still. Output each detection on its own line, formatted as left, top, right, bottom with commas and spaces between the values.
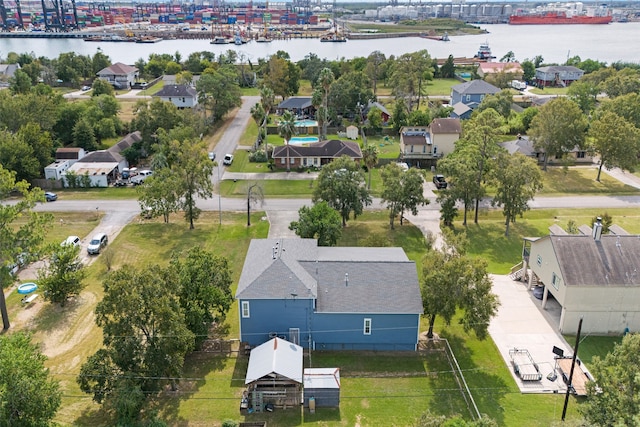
488, 275, 589, 394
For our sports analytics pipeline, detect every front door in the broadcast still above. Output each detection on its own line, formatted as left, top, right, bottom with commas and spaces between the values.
289, 328, 300, 345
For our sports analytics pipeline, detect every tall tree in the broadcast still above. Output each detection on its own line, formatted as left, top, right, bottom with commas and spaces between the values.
421, 235, 499, 339
437, 146, 482, 226
588, 111, 640, 182
169, 247, 233, 349
196, 66, 242, 123
38, 243, 86, 307
0, 130, 40, 182
277, 110, 297, 172
78, 265, 195, 421
490, 152, 543, 236
170, 138, 214, 229
0, 166, 52, 330
528, 97, 588, 171
312, 155, 372, 226
318, 67, 335, 140
9, 69, 32, 94
476, 90, 513, 119
289, 201, 343, 246
439, 55, 456, 79
361, 144, 379, 189
364, 51, 386, 95
388, 50, 434, 111
567, 80, 600, 114
91, 78, 114, 97
581, 333, 640, 426
460, 108, 505, 224
0, 332, 61, 425
380, 164, 429, 229
73, 117, 98, 151
137, 168, 183, 223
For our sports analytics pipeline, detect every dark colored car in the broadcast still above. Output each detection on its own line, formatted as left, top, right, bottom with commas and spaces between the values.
432, 175, 448, 189
113, 179, 128, 187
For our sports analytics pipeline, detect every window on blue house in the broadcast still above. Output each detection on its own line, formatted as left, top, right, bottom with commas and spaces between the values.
241, 301, 250, 318
364, 318, 371, 335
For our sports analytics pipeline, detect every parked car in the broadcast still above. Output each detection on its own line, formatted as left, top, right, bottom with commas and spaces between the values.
223, 154, 234, 165
87, 232, 108, 255
432, 175, 448, 189
208, 152, 216, 161
61, 235, 80, 247
131, 170, 153, 185
44, 191, 58, 202
81, 85, 91, 91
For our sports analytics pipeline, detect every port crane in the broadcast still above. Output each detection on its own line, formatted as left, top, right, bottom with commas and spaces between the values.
0, 0, 25, 31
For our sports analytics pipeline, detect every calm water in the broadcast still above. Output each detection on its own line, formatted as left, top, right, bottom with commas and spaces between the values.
2, 22, 639, 64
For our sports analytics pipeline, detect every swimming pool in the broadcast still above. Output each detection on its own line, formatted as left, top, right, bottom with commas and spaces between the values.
289, 136, 319, 144
295, 120, 318, 127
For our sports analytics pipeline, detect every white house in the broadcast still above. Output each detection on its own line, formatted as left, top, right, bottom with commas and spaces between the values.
153, 85, 198, 108
521, 221, 640, 334
62, 150, 126, 187
97, 62, 139, 89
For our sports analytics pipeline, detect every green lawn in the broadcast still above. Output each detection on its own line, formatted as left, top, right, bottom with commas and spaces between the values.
53, 187, 139, 200
528, 87, 569, 96
426, 78, 461, 96
138, 80, 165, 96
538, 167, 640, 196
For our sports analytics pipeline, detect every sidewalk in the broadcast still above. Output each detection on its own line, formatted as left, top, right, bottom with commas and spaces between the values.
223, 171, 319, 181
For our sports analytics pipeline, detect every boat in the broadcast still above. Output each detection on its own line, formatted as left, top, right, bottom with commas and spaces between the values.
84, 35, 135, 42
509, 11, 612, 25
211, 36, 232, 44
135, 36, 162, 43
474, 43, 495, 61
256, 36, 272, 43
320, 33, 347, 42
421, 31, 449, 42
234, 34, 248, 45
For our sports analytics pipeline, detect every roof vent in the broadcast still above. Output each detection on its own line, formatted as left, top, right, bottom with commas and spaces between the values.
592, 217, 603, 241
345, 273, 348, 287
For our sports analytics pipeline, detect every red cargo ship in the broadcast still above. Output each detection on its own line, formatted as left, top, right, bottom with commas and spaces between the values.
509, 11, 612, 25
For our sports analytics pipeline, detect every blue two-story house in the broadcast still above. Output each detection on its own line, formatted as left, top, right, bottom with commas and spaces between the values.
236, 239, 423, 351
450, 80, 501, 120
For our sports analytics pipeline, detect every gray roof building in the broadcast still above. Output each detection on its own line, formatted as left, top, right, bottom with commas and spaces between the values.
154, 84, 197, 98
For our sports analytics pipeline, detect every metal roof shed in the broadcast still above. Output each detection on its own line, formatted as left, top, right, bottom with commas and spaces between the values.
303, 368, 340, 408
245, 338, 303, 411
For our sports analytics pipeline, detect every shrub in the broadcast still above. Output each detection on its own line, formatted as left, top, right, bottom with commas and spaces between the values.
248, 150, 268, 163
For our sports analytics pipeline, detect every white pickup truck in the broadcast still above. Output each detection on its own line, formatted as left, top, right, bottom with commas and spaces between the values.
130, 170, 153, 185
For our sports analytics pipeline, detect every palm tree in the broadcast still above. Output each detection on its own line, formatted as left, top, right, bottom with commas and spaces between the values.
362, 144, 379, 189
278, 110, 297, 171
318, 68, 334, 140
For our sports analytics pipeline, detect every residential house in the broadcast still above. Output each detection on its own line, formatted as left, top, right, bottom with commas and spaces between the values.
366, 100, 391, 123
236, 239, 423, 351
477, 62, 524, 80
450, 80, 501, 119
96, 62, 138, 89
276, 96, 315, 118
399, 118, 462, 168
0, 63, 21, 86
153, 84, 198, 109
535, 66, 584, 88
499, 136, 593, 165
519, 221, 640, 334
62, 150, 127, 187
272, 139, 362, 170
244, 337, 303, 411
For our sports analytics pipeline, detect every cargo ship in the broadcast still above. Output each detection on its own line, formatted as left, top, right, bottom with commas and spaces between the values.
509, 11, 612, 25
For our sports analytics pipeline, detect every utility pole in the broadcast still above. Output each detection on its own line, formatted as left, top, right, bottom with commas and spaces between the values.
561, 317, 583, 421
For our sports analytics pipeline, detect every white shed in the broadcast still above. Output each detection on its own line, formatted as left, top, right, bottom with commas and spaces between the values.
303, 368, 340, 408
346, 125, 359, 140
44, 160, 71, 181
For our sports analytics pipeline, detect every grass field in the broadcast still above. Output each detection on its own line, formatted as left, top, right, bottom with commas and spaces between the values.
10, 207, 633, 425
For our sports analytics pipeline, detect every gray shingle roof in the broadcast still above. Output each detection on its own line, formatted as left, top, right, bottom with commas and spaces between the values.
108, 131, 142, 154
97, 62, 138, 76
549, 235, 640, 287
303, 260, 422, 314
236, 239, 422, 315
272, 139, 362, 160
536, 65, 583, 74
79, 150, 123, 163
154, 84, 197, 98
499, 137, 535, 156
277, 96, 313, 110
401, 130, 430, 147
452, 79, 501, 95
